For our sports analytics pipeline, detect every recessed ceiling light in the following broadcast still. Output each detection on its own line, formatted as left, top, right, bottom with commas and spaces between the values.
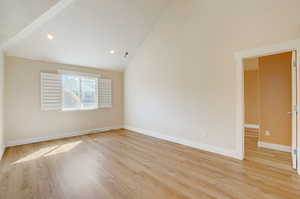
109, 50, 115, 54
47, 34, 54, 40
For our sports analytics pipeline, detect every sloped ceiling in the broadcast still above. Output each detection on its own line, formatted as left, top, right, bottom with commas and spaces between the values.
1, 0, 170, 71
0, 0, 60, 45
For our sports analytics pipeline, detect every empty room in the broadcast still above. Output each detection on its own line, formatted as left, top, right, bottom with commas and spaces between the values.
1, 0, 300, 198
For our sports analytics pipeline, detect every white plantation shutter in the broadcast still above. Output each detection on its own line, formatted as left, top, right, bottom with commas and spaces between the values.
99, 79, 112, 108
41, 72, 62, 111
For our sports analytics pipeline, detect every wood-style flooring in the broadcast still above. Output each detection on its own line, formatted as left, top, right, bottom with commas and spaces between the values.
244, 129, 293, 172
0, 129, 299, 199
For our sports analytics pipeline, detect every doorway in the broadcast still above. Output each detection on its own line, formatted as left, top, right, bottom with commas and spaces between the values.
243, 51, 297, 171
235, 40, 300, 174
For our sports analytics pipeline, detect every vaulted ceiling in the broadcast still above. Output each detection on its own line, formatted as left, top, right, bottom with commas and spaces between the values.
0, 0, 170, 71
0, 0, 60, 46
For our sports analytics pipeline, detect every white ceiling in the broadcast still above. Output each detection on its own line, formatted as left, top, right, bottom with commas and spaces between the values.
2, 0, 170, 71
0, 0, 60, 46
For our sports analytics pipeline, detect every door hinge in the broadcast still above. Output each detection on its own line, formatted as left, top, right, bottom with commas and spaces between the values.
293, 104, 299, 113
293, 149, 297, 155
293, 60, 297, 68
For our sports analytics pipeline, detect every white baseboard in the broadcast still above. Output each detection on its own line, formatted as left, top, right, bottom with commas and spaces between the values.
5, 126, 123, 147
124, 125, 241, 160
244, 124, 259, 129
0, 144, 5, 160
257, 141, 291, 152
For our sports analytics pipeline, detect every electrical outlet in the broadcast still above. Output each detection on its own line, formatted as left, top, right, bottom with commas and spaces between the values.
265, 130, 271, 136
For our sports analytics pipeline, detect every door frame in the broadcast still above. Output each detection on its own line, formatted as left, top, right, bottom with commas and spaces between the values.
234, 39, 300, 174
292, 51, 297, 169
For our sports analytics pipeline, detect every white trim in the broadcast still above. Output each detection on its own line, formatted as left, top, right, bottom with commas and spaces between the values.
5, 126, 122, 147
244, 124, 260, 129
0, 145, 5, 160
58, 70, 101, 78
61, 107, 98, 112
291, 50, 297, 169
258, 141, 291, 152
234, 39, 300, 163
124, 125, 241, 160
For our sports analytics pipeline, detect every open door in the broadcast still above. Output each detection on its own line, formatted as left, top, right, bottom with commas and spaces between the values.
291, 50, 297, 169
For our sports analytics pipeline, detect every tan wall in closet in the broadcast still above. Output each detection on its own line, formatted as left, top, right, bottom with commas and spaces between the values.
244, 70, 259, 125
244, 58, 259, 125
258, 52, 292, 146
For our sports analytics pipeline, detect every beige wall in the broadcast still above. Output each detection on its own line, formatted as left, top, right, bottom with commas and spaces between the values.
0, 51, 4, 154
124, 0, 300, 152
259, 52, 292, 146
4, 56, 123, 143
244, 70, 259, 125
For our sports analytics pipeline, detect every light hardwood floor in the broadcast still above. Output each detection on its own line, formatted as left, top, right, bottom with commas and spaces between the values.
244, 129, 293, 172
0, 129, 300, 199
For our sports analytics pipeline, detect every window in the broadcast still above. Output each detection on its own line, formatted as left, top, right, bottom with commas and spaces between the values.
62, 75, 98, 111
41, 71, 112, 111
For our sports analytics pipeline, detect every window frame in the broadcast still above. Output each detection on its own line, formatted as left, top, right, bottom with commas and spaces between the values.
61, 74, 98, 111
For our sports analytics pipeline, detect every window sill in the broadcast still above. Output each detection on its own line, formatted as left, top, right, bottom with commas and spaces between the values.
62, 108, 98, 112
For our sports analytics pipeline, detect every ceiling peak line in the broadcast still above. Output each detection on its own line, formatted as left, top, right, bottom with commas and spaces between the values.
1, 0, 76, 51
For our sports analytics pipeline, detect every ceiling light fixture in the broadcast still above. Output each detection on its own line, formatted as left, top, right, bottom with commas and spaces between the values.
47, 34, 54, 40
109, 50, 115, 54
124, 52, 129, 58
